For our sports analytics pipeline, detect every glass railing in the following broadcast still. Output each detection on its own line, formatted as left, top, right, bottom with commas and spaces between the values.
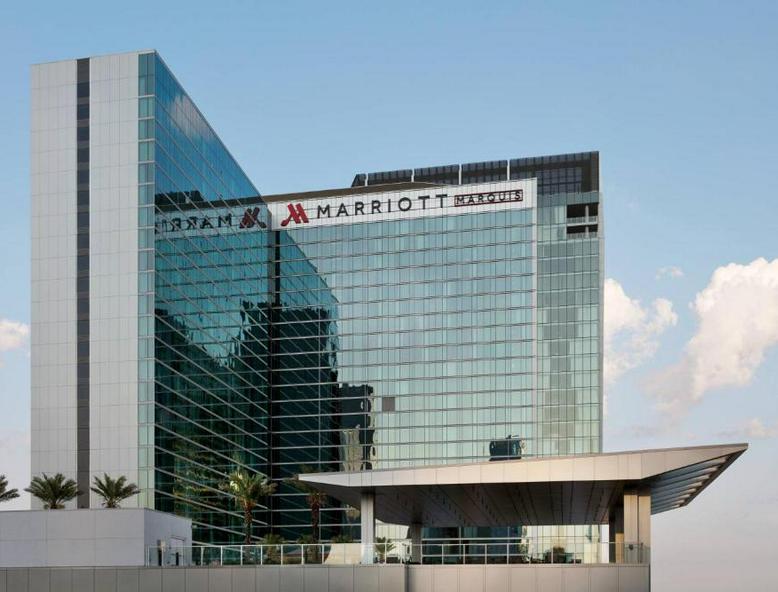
147, 540, 649, 567
566, 215, 598, 224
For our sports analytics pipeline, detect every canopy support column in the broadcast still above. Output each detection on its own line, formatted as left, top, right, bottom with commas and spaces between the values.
360, 491, 375, 564
609, 502, 625, 563
409, 522, 422, 563
622, 487, 651, 563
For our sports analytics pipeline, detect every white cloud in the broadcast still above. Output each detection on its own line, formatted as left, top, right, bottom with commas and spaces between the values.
0, 318, 29, 353
743, 418, 778, 439
647, 257, 778, 415
718, 418, 778, 440
604, 278, 678, 385
656, 265, 685, 279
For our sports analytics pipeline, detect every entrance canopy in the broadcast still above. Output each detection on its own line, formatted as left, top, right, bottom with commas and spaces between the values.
298, 443, 746, 527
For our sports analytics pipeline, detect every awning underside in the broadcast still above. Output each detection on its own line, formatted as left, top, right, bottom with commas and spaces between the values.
299, 444, 746, 527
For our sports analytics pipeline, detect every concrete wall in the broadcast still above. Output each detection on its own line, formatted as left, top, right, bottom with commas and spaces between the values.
0, 509, 191, 568
407, 565, 649, 592
0, 566, 405, 592
0, 564, 649, 592
30, 51, 142, 509
31, 55, 79, 505
86, 51, 142, 508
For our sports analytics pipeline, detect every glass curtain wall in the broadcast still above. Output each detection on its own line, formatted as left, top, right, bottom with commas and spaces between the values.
274, 205, 536, 543
270, 233, 341, 541
273, 189, 603, 556
139, 52, 273, 544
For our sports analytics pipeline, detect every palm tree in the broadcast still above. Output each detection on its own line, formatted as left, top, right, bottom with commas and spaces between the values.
288, 465, 328, 542
259, 532, 285, 564
90, 474, 140, 508
260, 532, 285, 545
25, 473, 79, 509
0, 474, 19, 503
220, 469, 276, 544
375, 537, 395, 562
297, 533, 321, 563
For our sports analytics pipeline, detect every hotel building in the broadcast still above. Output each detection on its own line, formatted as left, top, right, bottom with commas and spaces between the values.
31, 51, 602, 552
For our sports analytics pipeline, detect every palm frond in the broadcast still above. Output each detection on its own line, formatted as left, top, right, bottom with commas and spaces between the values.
25, 473, 79, 509
0, 474, 20, 503
221, 469, 276, 544
90, 473, 140, 508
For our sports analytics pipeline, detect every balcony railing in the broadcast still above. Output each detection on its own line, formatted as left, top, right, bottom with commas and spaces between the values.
147, 540, 649, 567
566, 215, 598, 225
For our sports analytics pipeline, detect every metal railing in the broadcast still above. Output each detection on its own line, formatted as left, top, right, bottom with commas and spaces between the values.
566, 215, 598, 224
147, 540, 649, 567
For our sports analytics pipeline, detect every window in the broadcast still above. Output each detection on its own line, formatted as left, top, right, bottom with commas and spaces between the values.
76, 254, 89, 273
138, 141, 154, 162
139, 185, 154, 205
77, 212, 89, 230
138, 119, 154, 139
139, 97, 154, 118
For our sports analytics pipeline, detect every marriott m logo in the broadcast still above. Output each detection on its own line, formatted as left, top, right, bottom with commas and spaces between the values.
280, 203, 309, 227
238, 207, 267, 229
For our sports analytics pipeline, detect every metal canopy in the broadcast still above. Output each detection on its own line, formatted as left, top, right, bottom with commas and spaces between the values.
298, 443, 746, 527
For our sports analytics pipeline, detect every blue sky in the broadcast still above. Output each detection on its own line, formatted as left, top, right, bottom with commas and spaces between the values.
1, 1, 776, 588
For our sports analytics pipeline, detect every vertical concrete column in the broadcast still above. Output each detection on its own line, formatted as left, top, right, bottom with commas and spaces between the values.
609, 503, 625, 563
637, 487, 651, 564
409, 522, 422, 563
623, 490, 639, 544
361, 491, 375, 564
623, 487, 651, 563
638, 488, 651, 549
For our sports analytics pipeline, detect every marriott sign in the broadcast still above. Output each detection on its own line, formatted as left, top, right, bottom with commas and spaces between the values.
154, 180, 536, 235
268, 179, 536, 230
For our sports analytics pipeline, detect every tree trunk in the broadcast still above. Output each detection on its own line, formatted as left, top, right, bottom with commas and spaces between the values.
244, 507, 252, 544
311, 502, 320, 542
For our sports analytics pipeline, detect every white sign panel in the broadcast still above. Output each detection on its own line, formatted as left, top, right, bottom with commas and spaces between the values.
267, 179, 536, 230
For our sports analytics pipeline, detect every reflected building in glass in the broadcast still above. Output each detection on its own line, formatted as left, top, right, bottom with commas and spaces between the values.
264, 160, 603, 553
31, 50, 602, 554
343, 156, 603, 557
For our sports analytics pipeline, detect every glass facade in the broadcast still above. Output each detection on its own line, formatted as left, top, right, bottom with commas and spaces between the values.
270, 232, 343, 540
269, 184, 603, 552
536, 192, 602, 457
31, 50, 603, 559
138, 52, 273, 543
351, 157, 604, 461
348, 156, 603, 557
132, 54, 603, 549
276, 206, 538, 471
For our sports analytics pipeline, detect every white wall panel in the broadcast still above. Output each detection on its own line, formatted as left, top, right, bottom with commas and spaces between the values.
88, 52, 141, 506
30, 59, 78, 502
31, 52, 143, 509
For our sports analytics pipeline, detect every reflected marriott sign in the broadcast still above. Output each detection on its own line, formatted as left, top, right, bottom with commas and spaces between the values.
155, 207, 266, 234
269, 179, 535, 230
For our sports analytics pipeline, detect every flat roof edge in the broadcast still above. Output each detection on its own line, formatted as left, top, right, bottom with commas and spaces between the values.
298, 443, 749, 480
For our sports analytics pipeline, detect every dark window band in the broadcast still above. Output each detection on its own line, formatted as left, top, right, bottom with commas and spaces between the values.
75, 57, 90, 509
